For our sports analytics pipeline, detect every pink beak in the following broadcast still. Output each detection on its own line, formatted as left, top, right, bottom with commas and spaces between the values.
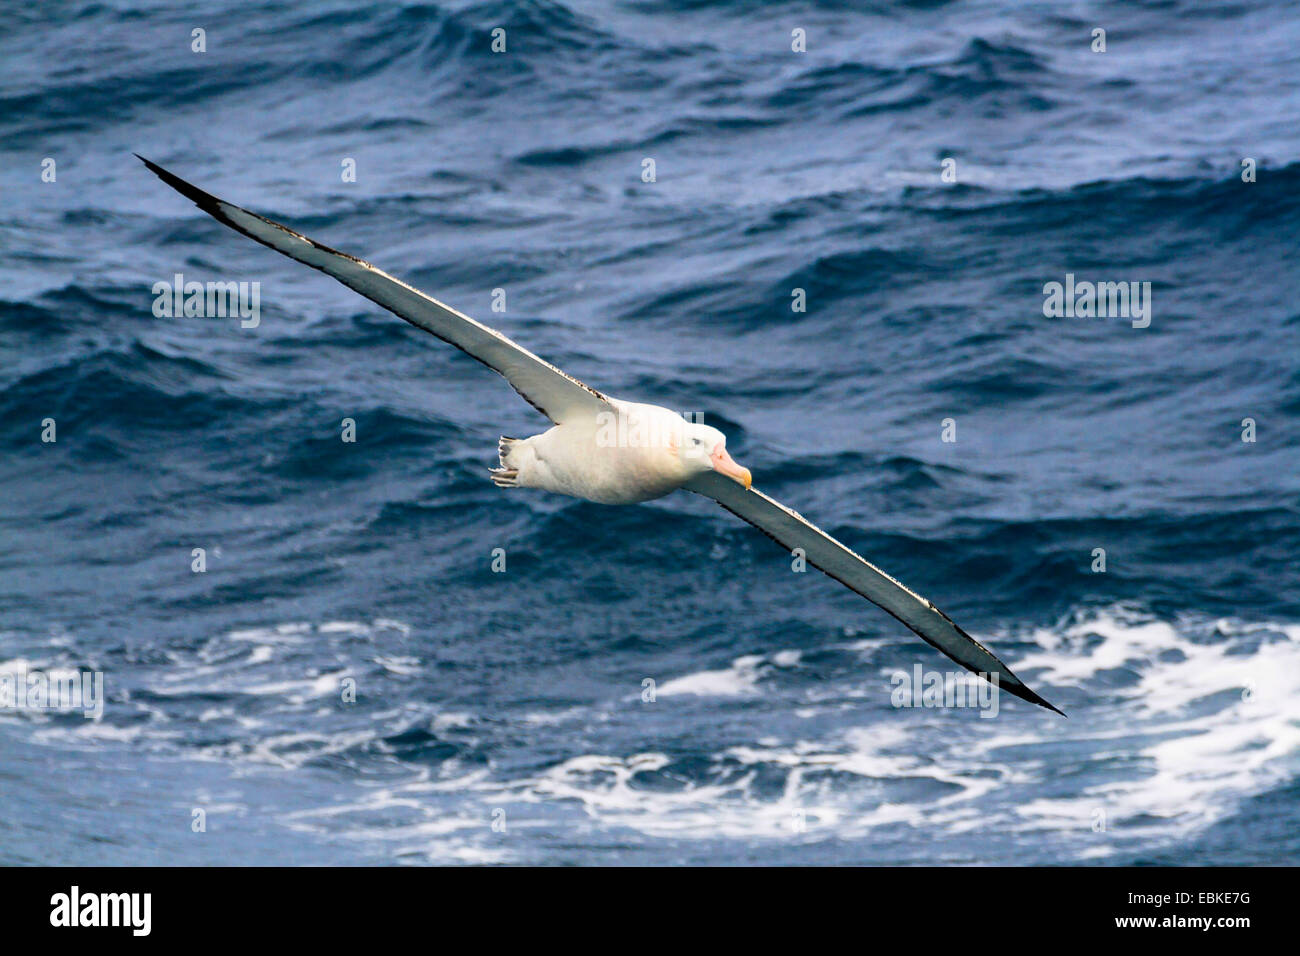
711, 444, 752, 489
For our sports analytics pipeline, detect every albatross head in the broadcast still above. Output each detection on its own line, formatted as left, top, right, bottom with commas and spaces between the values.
680, 422, 751, 489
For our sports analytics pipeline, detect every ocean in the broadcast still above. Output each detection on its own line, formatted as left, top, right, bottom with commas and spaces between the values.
1, 0, 1298, 865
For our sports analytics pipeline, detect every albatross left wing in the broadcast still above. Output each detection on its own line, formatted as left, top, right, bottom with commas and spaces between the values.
684, 471, 1064, 715
136, 156, 612, 425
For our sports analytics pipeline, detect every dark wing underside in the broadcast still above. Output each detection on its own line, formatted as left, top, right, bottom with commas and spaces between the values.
137, 156, 612, 424
686, 471, 1063, 715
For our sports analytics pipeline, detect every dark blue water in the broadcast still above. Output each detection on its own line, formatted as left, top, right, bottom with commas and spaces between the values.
2, 0, 1298, 865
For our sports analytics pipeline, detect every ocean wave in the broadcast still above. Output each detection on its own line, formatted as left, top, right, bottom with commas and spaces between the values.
11, 605, 1296, 863
5, 0, 1299, 865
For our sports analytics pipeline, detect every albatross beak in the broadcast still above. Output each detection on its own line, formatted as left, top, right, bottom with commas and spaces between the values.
711, 444, 752, 489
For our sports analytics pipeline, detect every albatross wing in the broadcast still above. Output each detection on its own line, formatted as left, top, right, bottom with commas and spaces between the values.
685, 471, 1064, 715
136, 156, 612, 425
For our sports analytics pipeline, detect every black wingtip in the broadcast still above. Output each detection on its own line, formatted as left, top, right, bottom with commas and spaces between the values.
134, 154, 223, 214
1011, 682, 1067, 717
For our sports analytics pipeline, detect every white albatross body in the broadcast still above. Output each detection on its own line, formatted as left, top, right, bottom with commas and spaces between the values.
137, 155, 1063, 716
494, 400, 749, 505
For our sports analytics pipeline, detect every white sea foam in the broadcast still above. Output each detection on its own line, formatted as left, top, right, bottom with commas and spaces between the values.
656, 654, 765, 697
441, 608, 1300, 856
1005, 610, 1300, 842
655, 648, 803, 698
9, 609, 1295, 862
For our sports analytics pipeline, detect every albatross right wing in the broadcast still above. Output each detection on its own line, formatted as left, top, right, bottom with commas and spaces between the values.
136, 156, 612, 425
685, 471, 1064, 715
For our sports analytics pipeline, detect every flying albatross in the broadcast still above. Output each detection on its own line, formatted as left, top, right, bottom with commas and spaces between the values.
137, 155, 1063, 716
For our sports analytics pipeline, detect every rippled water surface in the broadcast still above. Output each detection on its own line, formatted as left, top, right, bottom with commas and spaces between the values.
2, 0, 1298, 864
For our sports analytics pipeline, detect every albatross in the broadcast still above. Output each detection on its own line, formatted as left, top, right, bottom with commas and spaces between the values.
137, 156, 1063, 716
